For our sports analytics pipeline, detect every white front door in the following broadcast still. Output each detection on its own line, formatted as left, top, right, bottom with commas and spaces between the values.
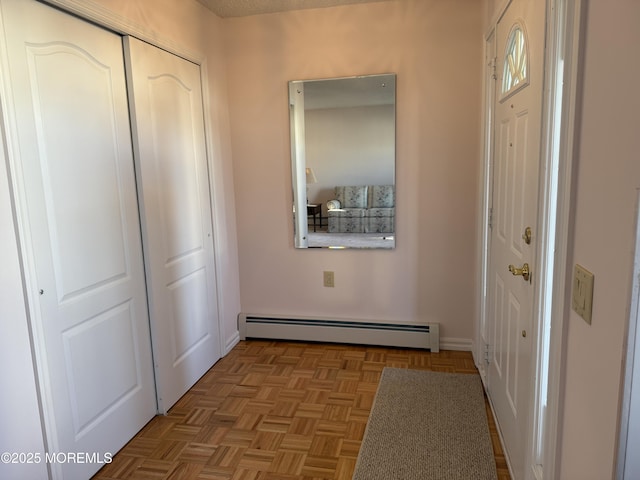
486, 0, 545, 478
125, 37, 221, 413
0, 1, 156, 478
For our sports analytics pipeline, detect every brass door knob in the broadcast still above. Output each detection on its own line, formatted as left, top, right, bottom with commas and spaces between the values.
508, 263, 530, 282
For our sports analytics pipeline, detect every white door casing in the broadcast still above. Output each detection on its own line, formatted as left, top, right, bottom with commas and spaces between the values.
478, 28, 497, 381
125, 37, 221, 413
486, 0, 545, 478
0, 1, 157, 478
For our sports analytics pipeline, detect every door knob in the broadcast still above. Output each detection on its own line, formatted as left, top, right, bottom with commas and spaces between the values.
508, 263, 530, 282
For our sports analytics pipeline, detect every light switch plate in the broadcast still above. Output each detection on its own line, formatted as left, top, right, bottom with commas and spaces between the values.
572, 264, 594, 324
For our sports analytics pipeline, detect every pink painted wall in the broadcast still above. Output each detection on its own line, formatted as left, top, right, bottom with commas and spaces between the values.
558, 1, 640, 478
224, 0, 484, 344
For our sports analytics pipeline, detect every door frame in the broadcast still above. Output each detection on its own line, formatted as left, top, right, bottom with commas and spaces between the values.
476, 0, 584, 478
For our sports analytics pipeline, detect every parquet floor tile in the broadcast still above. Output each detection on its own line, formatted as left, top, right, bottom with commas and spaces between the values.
92, 340, 511, 480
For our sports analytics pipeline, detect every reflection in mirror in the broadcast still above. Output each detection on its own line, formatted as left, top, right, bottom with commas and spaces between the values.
289, 74, 396, 249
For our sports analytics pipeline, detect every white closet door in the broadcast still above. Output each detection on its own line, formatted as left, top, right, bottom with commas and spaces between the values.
0, 1, 156, 478
125, 37, 221, 413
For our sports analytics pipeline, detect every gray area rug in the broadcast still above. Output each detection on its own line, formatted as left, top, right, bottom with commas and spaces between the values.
353, 368, 498, 480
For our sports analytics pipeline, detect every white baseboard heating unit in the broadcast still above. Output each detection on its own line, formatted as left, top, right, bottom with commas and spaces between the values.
238, 314, 439, 352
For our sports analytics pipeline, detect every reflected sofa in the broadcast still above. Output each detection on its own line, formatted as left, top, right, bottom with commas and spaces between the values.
326, 185, 395, 233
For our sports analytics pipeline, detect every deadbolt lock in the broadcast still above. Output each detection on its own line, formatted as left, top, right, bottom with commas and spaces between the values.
508, 263, 530, 282
522, 226, 532, 245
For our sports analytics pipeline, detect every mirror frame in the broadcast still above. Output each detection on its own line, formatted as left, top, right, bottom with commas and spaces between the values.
289, 73, 397, 249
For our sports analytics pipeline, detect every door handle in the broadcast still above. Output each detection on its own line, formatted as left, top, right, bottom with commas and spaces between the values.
508, 263, 530, 282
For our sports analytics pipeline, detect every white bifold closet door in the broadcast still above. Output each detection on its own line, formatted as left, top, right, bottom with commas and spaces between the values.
0, 1, 156, 478
124, 37, 221, 413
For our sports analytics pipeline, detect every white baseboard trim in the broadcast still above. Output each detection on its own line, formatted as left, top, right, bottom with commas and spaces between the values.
224, 330, 240, 355
440, 337, 473, 351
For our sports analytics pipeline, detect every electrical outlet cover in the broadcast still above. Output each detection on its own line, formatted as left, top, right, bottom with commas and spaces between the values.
323, 271, 334, 288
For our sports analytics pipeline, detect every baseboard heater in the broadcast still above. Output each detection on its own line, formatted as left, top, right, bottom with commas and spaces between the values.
238, 314, 439, 352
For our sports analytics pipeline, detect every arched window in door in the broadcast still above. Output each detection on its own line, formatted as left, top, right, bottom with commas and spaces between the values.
502, 23, 529, 97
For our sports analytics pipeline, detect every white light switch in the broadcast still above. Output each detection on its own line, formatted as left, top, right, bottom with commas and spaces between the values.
572, 264, 594, 324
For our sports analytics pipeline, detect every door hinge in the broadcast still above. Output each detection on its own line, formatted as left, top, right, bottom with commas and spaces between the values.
484, 343, 491, 365
489, 56, 498, 80
488, 207, 494, 230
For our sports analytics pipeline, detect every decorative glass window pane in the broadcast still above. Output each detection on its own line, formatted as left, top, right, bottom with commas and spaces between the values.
502, 25, 528, 96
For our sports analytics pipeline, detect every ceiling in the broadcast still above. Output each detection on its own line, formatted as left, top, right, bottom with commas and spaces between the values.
197, 0, 395, 18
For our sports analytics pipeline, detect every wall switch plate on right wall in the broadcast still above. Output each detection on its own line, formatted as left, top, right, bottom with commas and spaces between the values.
572, 264, 594, 324
323, 271, 335, 288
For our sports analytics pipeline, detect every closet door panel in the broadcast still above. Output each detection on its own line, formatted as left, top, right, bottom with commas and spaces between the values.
0, 1, 156, 478
29, 45, 129, 299
125, 37, 221, 413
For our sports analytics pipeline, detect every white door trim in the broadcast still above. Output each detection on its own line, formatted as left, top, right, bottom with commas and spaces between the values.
474, 25, 495, 383
530, 1, 584, 478
478, 0, 584, 478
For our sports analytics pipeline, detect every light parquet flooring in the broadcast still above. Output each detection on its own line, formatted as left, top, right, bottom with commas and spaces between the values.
93, 340, 511, 480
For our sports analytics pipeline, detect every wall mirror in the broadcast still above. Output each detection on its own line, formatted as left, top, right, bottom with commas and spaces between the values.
289, 74, 396, 249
